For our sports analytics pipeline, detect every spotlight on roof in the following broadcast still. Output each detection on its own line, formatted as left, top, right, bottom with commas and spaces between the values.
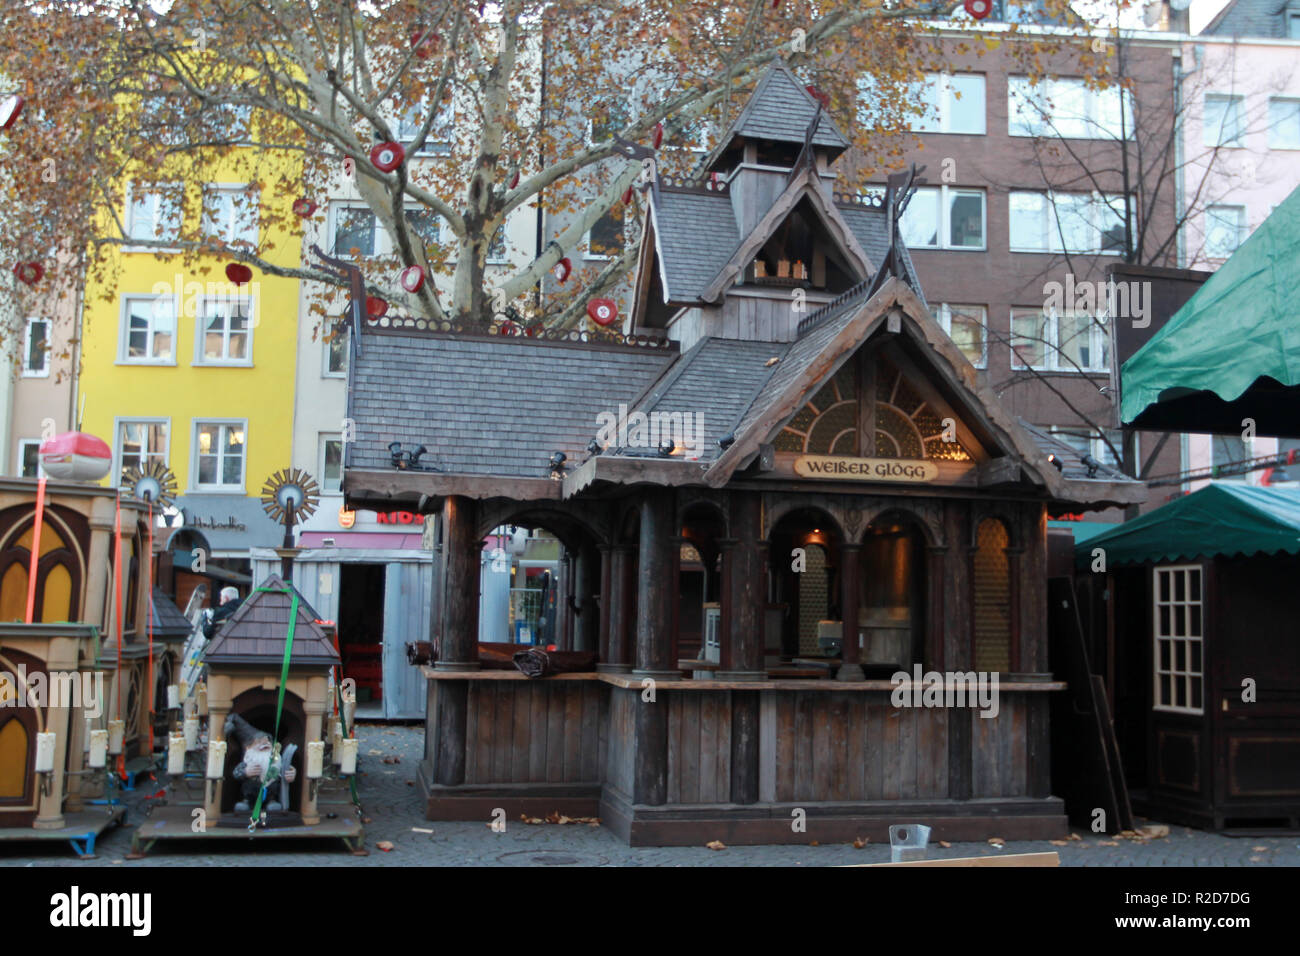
410, 444, 428, 467
718, 432, 736, 450
389, 441, 403, 468
1081, 454, 1102, 479
587, 439, 602, 456
1047, 453, 1064, 473
658, 439, 675, 458
549, 451, 567, 481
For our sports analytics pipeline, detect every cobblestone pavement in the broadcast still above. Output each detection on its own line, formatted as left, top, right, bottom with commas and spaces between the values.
2, 723, 1297, 867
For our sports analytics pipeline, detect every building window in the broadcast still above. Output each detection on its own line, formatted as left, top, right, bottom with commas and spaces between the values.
910, 73, 986, 135
407, 208, 441, 250
140, 95, 186, 145
588, 100, 630, 145
17, 439, 44, 478
487, 224, 508, 263
973, 518, 1012, 673
192, 421, 246, 491
1050, 426, 1122, 468
933, 303, 987, 367
1205, 205, 1245, 259
320, 434, 343, 493
397, 101, 453, 155
126, 184, 183, 245
1008, 76, 1133, 140
1010, 308, 1109, 372
585, 208, 623, 260
1268, 98, 1300, 149
196, 297, 252, 364
1291, 12, 1300, 38
120, 295, 177, 364
22, 318, 49, 377
898, 186, 985, 250
1153, 565, 1203, 714
324, 325, 348, 377
1009, 190, 1130, 255
200, 184, 259, 248
115, 419, 169, 483
1204, 94, 1245, 148
1211, 433, 1250, 478
332, 203, 377, 257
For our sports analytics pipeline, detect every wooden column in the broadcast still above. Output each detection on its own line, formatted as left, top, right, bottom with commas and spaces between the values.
574, 545, 601, 653
730, 691, 760, 804
434, 496, 477, 788
837, 543, 864, 681
719, 491, 764, 679
1006, 546, 1025, 672
437, 495, 480, 670
597, 545, 613, 665
634, 693, 668, 805
599, 546, 632, 673
634, 491, 678, 678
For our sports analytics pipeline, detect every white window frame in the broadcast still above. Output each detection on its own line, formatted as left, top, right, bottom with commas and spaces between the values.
911, 72, 986, 135
894, 185, 987, 251
1267, 97, 1300, 150
1048, 426, 1122, 468
933, 303, 987, 367
189, 419, 248, 493
1008, 76, 1134, 141
113, 417, 171, 484
17, 439, 46, 479
22, 317, 50, 377
1152, 564, 1204, 715
323, 324, 348, 378
1203, 93, 1245, 149
124, 182, 183, 250
200, 183, 260, 248
1010, 307, 1110, 373
396, 100, 454, 156
319, 433, 344, 494
487, 224, 509, 264
584, 208, 624, 262
118, 293, 179, 365
193, 293, 255, 366
1204, 204, 1245, 260
1008, 190, 1131, 256
329, 201, 443, 259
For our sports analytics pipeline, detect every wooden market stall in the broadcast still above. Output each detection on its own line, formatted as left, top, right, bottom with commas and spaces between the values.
342, 60, 1146, 845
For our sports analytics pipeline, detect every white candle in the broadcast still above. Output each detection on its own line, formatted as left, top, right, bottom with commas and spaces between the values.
107, 719, 125, 755
183, 716, 200, 750
339, 737, 358, 775
342, 697, 356, 730
88, 729, 108, 768
206, 739, 227, 779
306, 740, 324, 779
167, 732, 186, 775
35, 731, 56, 773
166, 684, 179, 710
178, 680, 188, 702
196, 683, 208, 716
329, 718, 343, 761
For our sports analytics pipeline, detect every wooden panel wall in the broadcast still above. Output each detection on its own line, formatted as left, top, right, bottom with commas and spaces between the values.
463, 680, 607, 785
666, 691, 733, 804
605, 687, 637, 798
969, 692, 1030, 798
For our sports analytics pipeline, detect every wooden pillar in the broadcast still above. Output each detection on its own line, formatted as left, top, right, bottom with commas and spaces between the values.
1006, 546, 1024, 672
837, 543, 864, 681
597, 545, 613, 664
574, 546, 601, 653
634, 692, 668, 805
300, 675, 326, 825
719, 491, 764, 679
730, 691, 760, 804
634, 491, 678, 678
599, 546, 632, 673
437, 495, 480, 670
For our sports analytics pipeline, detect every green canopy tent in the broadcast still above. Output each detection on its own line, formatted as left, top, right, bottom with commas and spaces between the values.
1121, 185, 1300, 438
1076, 482, 1300, 567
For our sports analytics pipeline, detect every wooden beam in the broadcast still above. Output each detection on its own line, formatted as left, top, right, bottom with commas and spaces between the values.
344, 468, 558, 504
854, 852, 1060, 867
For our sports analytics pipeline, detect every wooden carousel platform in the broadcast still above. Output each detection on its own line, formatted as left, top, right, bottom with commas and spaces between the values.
0, 806, 127, 859
127, 800, 366, 858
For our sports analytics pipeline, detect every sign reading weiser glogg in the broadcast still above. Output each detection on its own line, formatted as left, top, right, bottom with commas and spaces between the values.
793, 455, 938, 482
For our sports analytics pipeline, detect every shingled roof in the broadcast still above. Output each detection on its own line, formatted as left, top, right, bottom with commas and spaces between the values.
651, 189, 741, 302
202, 574, 338, 669
710, 59, 850, 159
348, 332, 676, 478
150, 587, 194, 641
1203, 0, 1296, 37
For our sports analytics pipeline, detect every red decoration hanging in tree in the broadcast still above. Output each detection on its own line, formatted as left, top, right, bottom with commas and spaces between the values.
508, 169, 520, 189
553, 257, 572, 283
586, 298, 618, 327
370, 141, 405, 173
225, 263, 252, 285
400, 265, 425, 293
410, 27, 438, 58
366, 296, 389, 320
0, 94, 23, 130
805, 85, 831, 108
622, 185, 634, 205
292, 197, 317, 217
652, 122, 664, 149
13, 261, 43, 286
964, 0, 992, 19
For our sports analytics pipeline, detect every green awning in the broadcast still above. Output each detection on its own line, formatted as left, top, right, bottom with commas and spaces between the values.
1075, 483, 1300, 567
1121, 185, 1300, 428
1049, 520, 1119, 543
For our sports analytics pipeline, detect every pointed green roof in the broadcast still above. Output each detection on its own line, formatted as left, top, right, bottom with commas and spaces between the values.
1121, 185, 1300, 426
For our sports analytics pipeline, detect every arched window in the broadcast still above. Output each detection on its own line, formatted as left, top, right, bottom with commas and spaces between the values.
0, 517, 84, 623
0, 716, 30, 799
973, 518, 1012, 672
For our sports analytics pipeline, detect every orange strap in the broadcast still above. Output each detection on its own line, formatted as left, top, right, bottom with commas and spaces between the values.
146, 502, 154, 754
114, 492, 124, 778
24, 477, 46, 623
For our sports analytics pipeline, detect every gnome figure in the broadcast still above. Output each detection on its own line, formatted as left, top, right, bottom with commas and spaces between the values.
224, 713, 298, 813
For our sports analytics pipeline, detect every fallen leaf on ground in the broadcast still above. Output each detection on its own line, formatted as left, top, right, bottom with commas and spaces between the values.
520, 815, 544, 824
376, 841, 394, 852
706, 840, 726, 850
988, 837, 1004, 847
1138, 824, 1169, 840
1252, 845, 1268, 852
938, 840, 951, 848
1050, 840, 1069, 846
1099, 840, 1119, 846
809, 840, 819, 846
1249, 855, 1265, 863
1067, 832, 1083, 841
852, 837, 867, 848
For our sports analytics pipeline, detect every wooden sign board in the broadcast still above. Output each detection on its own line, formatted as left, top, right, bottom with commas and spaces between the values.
793, 455, 938, 483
